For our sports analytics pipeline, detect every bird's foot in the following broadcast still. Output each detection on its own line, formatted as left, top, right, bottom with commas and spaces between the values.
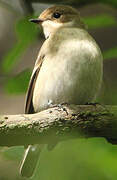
48, 100, 69, 115
56, 103, 69, 115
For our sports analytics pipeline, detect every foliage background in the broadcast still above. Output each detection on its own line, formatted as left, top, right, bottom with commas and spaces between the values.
0, 0, 117, 180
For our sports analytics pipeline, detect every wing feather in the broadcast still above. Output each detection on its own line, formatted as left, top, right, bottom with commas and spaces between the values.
25, 56, 44, 114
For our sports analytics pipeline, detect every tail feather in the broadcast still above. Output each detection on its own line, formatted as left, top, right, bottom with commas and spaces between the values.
20, 145, 42, 178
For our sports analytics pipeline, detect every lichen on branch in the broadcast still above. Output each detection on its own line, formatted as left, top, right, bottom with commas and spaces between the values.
0, 104, 117, 147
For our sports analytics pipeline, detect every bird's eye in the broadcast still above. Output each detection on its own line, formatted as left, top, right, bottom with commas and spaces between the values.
53, 12, 61, 19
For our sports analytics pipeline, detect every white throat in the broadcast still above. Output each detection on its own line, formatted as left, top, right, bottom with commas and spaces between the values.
42, 20, 62, 39
42, 20, 74, 39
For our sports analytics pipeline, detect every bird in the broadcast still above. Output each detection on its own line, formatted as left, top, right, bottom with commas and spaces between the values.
20, 5, 103, 178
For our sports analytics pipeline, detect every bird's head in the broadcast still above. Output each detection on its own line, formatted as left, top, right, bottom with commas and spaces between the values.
30, 5, 85, 39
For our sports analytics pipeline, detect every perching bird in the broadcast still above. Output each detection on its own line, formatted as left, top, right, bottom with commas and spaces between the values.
20, 5, 103, 177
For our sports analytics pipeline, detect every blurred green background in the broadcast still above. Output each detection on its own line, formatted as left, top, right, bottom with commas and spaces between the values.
0, 0, 117, 180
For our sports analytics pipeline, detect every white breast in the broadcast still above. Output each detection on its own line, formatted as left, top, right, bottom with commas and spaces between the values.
33, 28, 103, 112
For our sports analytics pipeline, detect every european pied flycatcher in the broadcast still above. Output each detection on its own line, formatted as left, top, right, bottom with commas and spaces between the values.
20, 5, 103, 177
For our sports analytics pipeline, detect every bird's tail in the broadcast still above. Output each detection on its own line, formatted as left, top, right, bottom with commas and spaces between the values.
20, 144, 42, 178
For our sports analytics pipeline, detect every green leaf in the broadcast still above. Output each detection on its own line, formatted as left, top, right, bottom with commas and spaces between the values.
2, 42, 26, 74
3, 147, 24, 161
32, 138, 117, 180
103, 47, 117, 60
84, 14, 117, 29
4, 69, 31, 94
15, 16, 39, 44
2, 16, 39, 74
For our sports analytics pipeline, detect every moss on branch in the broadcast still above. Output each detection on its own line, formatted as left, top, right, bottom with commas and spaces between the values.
0, 104, 117, 147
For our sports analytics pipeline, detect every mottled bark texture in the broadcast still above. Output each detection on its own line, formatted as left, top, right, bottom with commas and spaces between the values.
0, 104, 117, 147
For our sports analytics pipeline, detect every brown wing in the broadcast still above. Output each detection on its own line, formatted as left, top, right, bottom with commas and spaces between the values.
25, 56, 44, 114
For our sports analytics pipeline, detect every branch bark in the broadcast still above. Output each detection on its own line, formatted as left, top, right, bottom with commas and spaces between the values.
0, 104, 117, 147
23, 0, 117, 10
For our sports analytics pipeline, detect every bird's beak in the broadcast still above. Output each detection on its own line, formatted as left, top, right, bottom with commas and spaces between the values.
29, 18, 44, 24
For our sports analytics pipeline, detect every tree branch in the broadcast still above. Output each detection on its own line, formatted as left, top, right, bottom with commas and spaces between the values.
19, 0, 34, 14
0, 104, 117, 147
24, 0, 117, 10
